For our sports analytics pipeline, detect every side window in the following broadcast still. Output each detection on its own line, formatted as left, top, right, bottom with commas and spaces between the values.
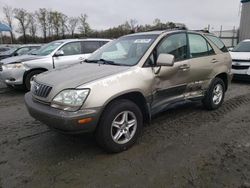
16, 47, 30, 55
83, 41, 101, 53
206, 35, 228, 52
156, 33, 188, 62
60, 42, 81, 56
188, 34, 214, 58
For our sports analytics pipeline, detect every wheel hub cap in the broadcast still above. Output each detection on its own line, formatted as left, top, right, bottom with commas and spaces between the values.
111, 111, 137, 144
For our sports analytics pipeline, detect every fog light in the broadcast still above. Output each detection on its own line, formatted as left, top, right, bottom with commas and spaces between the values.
78, 118, 93, 124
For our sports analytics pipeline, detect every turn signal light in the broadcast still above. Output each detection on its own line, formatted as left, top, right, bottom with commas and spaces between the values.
78, 118, 93, 124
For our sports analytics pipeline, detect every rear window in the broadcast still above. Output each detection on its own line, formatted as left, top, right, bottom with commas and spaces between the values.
206, 35, 228, 53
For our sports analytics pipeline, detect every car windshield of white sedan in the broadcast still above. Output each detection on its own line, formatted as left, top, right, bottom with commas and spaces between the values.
32, 41, 63, 56
87, 35, 158, 66
232, 41, 250, 52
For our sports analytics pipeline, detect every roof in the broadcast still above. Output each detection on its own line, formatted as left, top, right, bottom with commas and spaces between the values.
0, 23, 11, 32
241, 0, 250, 3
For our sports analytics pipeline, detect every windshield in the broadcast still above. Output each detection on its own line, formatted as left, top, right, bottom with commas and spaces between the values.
232, 41, 250, 52
87, 35, 158, 66
1, 47, 17, 55
32, 41, 63, 56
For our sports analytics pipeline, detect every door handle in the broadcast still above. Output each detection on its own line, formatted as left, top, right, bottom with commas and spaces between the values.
178, 64, 190, 71
211, 59, 218, 63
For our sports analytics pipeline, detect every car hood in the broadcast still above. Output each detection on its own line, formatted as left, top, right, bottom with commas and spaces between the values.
230, 51, 250, 61
0, 55, 46, 64
36, 63, 131, 90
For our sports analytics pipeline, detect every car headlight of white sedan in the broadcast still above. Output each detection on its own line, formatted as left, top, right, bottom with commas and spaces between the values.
51, 89, 90, 111
3, 63, 25, 69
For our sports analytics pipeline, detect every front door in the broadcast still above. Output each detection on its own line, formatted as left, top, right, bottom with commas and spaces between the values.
151, 32, 192, 114
53, 42, 85, 68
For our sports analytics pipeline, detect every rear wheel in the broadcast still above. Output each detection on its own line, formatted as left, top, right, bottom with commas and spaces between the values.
24, 70, 44, 90
202, 78, 225, 110
95, 99, 143, 153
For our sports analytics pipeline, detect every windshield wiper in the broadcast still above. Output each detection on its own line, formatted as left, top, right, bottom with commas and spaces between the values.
84, 59, 122, 66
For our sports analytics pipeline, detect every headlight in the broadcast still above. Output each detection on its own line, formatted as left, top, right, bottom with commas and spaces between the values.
3, 63, 24, 69
51, 89, 90, 111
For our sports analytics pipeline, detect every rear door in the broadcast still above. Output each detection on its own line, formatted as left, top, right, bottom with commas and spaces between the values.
185, 33, 217, 97
53, 41, 84, 68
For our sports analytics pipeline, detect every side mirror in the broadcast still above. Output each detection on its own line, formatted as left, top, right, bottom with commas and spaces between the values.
228, 47, 233, 52
156, 54, 175, 66
54, 50, 64, 57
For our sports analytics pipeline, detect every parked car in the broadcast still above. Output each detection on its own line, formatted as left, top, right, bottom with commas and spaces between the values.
25, 30, 232, 153
0, 46, 11, 53
0, 39, 111, 90
230, 39, 250, 80
0, 45, 41, 60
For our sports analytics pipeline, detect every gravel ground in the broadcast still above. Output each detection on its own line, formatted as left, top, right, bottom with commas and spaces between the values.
0, 81, 250, 188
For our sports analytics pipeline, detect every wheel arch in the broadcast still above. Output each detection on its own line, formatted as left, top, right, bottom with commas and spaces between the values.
100, 91, 151, 125
215, 72, 229, 91
23, 68, 48, 83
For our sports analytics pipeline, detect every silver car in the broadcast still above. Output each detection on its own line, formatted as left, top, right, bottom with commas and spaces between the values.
0, 39, 111, 89
25, 30, 232, 153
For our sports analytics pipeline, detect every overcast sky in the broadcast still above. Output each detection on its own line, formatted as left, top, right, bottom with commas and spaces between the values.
0, 0, 241, 31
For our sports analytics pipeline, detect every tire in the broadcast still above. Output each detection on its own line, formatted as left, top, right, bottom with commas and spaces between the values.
202, 77, 225, 110
24, 70, 44, 90
95, 99, 143, 153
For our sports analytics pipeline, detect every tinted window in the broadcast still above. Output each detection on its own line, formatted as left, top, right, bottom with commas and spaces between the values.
206, 35, 228, 52
188, 34, 214, 58
157, 33, 188, 62
60, 42, 81, 56
83, 41, 101, 53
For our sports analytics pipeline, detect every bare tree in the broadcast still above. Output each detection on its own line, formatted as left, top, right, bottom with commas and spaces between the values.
51, 11, 61, 38
14, 8, 30, 43
28, 13, 37, 40
2, 5, 15, 43
36, 8, 48, 42
47, 10, 54, 37
60, 13, 68, 38
68, 17, 78, 37
79, 14, 91, 37
129, 19, 138, 32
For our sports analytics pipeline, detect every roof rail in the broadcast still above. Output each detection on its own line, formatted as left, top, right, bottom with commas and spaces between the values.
146, 26, 188, 32
192, 29, 210, 33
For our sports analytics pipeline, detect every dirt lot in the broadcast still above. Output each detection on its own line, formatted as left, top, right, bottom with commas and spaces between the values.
0, 81, 250, 188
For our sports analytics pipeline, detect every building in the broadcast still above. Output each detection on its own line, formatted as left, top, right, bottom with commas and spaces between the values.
239, 0, 250, 41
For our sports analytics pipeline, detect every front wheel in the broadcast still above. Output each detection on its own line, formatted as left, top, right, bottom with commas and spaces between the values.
95, 99, 143, 153
202, 78, 225, 110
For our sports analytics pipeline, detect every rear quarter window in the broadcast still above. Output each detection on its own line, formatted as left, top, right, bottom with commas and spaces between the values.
206, 35, 228, 53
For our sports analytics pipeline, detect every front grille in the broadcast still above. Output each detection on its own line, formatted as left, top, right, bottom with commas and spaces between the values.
31, 81, 52, 98
0, 63, 3, 71
232, 59, 250, 63
232, 65, 250, 70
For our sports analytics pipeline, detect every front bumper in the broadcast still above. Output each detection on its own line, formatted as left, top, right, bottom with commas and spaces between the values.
0, 65, 25, 85
232, 67, 250, 80
24, 92, 101, 134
